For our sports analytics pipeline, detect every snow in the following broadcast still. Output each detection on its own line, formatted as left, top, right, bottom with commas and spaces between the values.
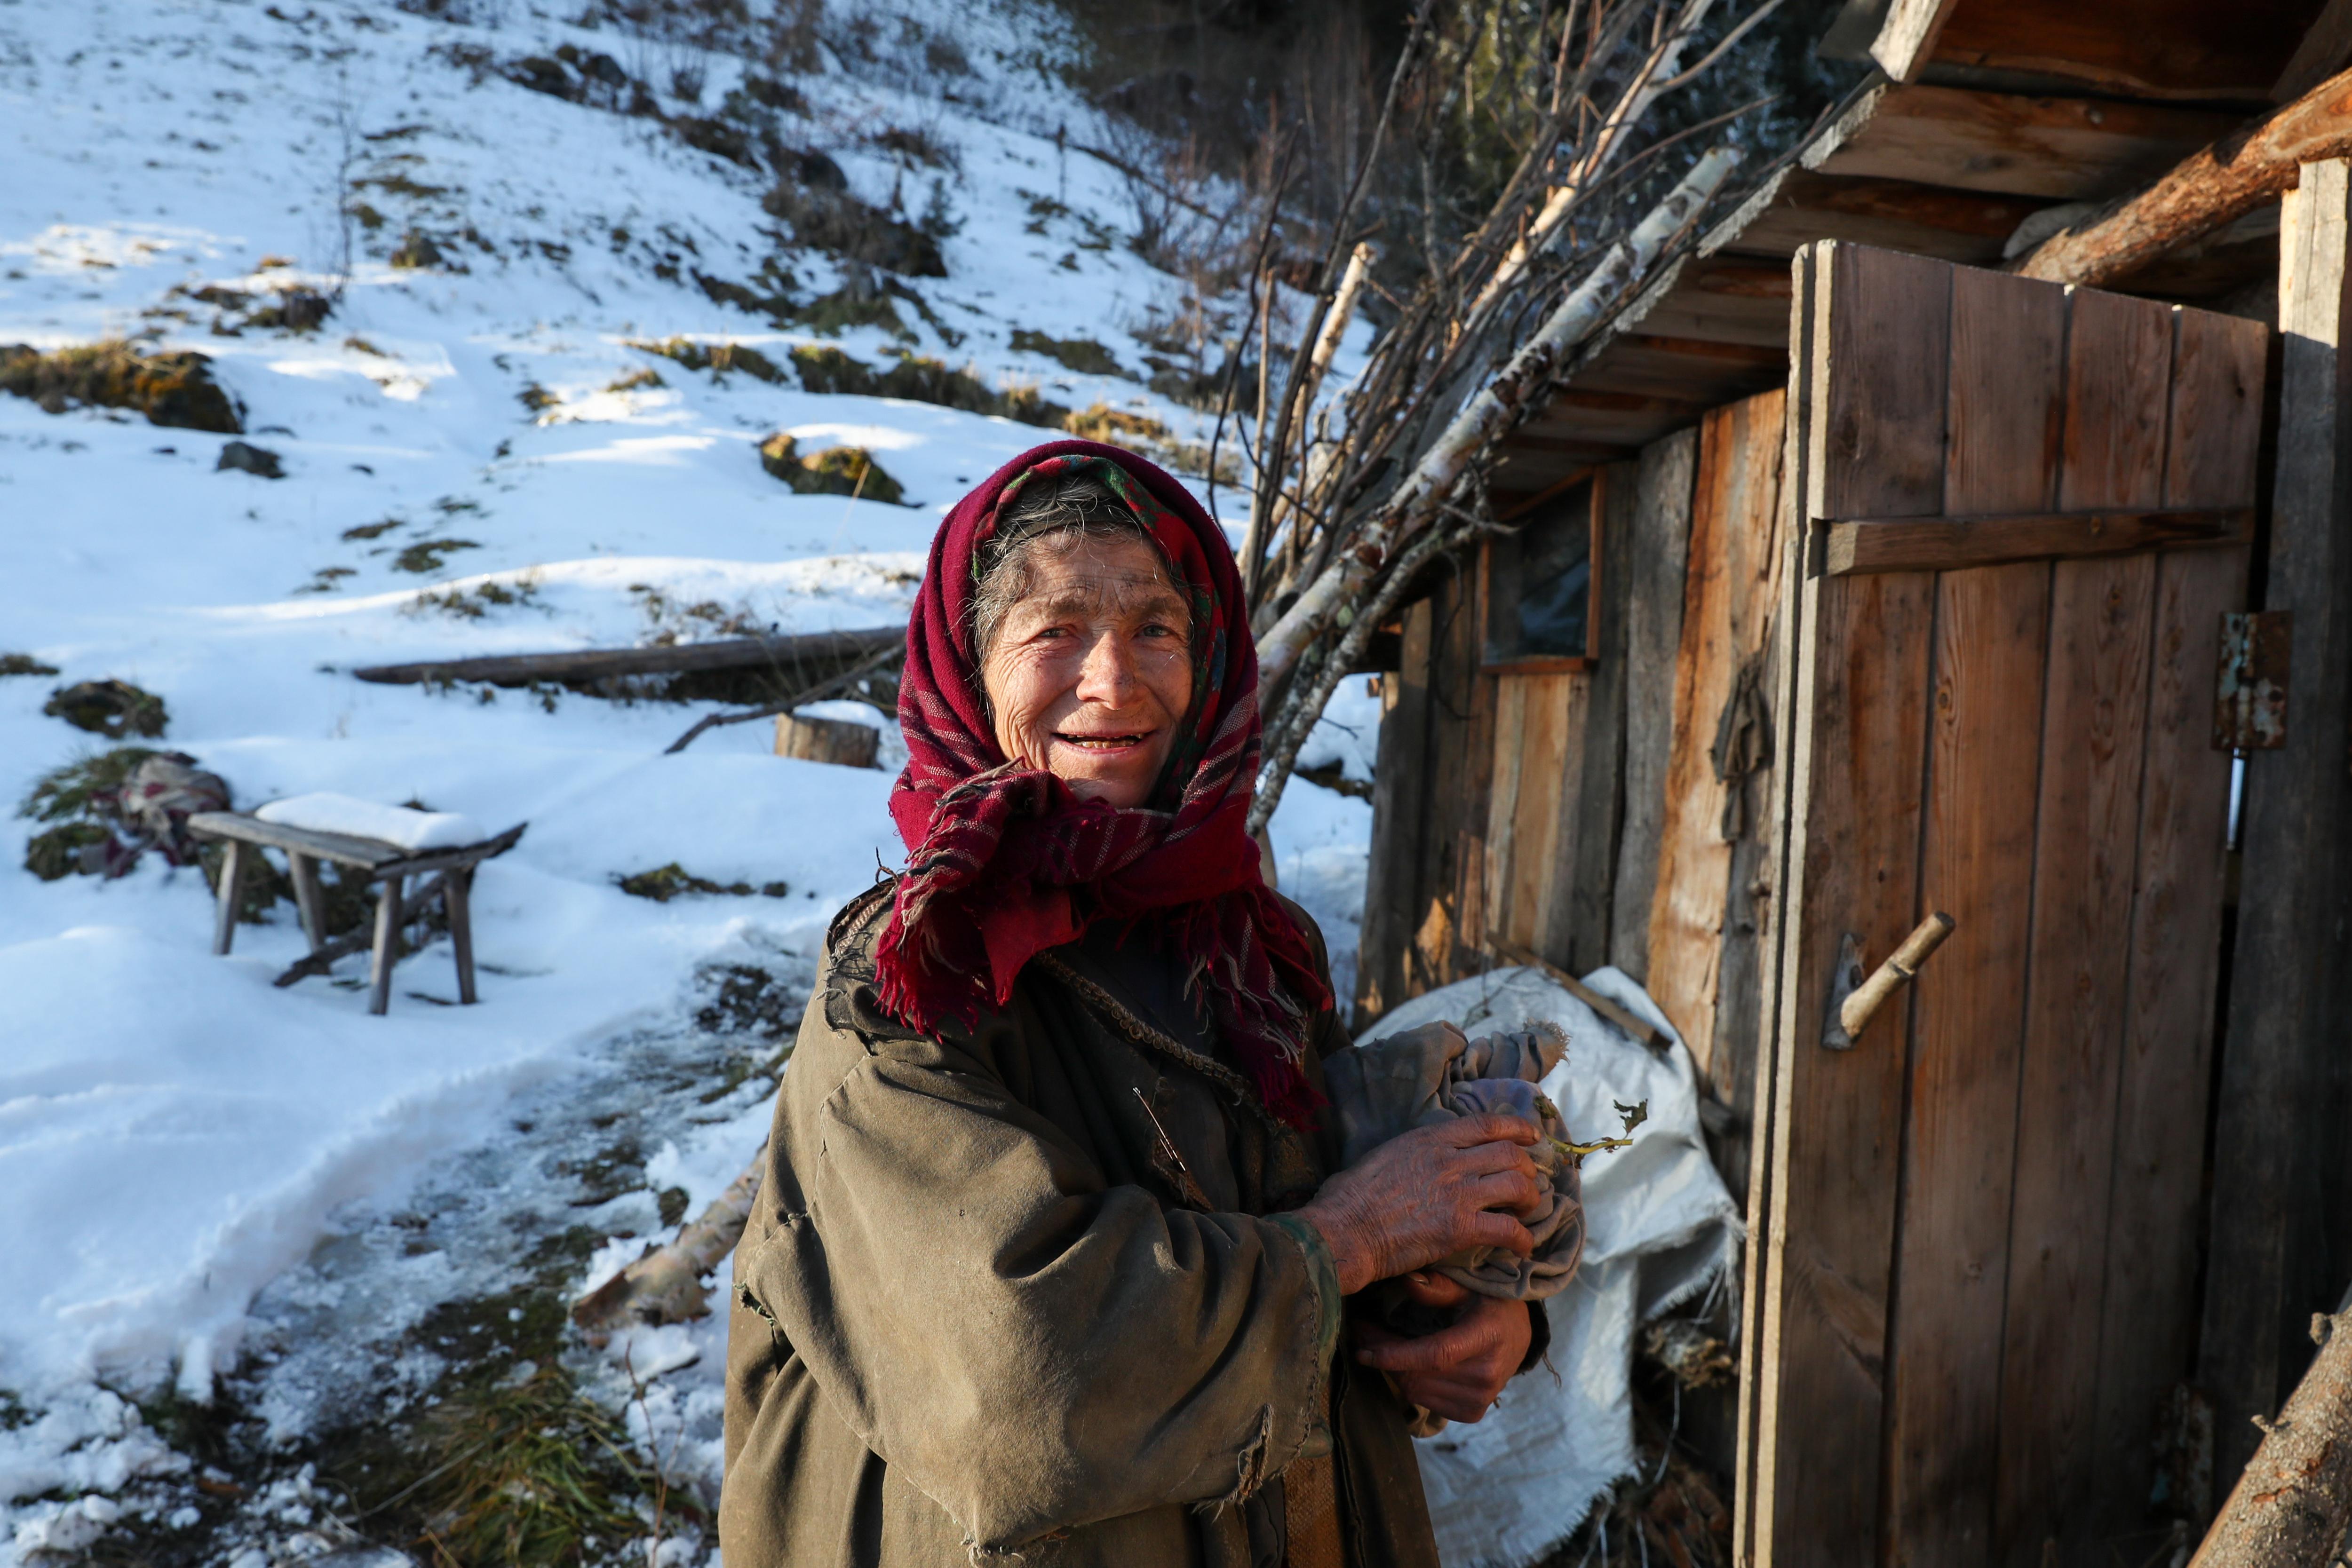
0, 0, 1375, 1553
254, 792, 485, 848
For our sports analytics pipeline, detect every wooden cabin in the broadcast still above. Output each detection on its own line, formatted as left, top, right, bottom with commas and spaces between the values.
1352, 1, 2352, 1560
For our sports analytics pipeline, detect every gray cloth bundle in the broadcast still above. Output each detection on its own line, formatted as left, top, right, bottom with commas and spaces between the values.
1323, 1019, 1586, 1300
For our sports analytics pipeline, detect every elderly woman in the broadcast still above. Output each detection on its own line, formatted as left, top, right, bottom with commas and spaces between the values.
721, 440, 1551, 1568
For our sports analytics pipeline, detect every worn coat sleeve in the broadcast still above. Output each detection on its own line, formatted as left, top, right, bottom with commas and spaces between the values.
736, 967, 1343, 1556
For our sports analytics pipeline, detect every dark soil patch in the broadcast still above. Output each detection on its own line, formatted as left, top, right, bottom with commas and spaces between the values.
0, 653, 60, 677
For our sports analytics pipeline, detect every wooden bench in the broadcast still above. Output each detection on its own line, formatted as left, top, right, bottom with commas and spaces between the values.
187, 811, 526, 1015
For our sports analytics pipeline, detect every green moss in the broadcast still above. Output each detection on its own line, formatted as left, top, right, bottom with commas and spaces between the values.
0, 340, 242, 433
43, 679, 167, 739
24, 821, 111, 880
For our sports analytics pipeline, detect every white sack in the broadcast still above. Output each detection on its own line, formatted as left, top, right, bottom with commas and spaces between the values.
1358, 965, 1743, 1567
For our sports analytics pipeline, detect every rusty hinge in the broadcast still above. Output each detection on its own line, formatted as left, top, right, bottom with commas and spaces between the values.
2215, 611, 2291, 751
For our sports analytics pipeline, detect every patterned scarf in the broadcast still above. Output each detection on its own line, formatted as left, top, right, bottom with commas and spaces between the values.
877, 438, 1329, 1127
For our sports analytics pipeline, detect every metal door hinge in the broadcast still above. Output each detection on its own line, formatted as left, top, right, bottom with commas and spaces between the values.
2215, 611, 2290, 751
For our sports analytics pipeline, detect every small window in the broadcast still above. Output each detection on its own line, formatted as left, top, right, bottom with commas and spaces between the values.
1483, 474, 1601, 670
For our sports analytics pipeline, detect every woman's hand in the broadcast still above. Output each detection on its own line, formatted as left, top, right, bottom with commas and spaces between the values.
1296, 1115, 1542, 1296
1354, 1273, 1532, 1423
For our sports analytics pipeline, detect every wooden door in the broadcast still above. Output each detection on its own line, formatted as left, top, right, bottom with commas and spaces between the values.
1735, 241, 2267, 1567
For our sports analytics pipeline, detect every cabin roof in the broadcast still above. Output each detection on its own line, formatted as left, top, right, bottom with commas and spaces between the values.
1488, 0, 2332, 498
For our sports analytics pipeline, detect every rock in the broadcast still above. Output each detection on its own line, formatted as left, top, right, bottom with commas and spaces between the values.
216, 440, 284, 478
757, 434, 906, 503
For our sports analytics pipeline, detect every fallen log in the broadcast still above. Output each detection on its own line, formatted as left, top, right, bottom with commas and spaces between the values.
572, 1150, 767, 1340
2189, 1298, 2352, 1568
350, 625, 904, 689
2014, 65, 2352, 288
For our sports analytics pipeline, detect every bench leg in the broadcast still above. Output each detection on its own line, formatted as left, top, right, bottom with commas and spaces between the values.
289, 851, 327, 955
212, 839, 245, 957
368, 874, 403, 1016
445, 867, 478, 1005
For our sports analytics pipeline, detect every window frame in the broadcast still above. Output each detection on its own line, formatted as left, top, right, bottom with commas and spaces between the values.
1478, 466, 1607, 674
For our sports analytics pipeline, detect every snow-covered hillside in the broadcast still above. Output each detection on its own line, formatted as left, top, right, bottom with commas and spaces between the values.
0, 1, 1376, 1558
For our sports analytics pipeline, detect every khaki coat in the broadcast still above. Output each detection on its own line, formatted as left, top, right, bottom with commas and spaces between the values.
719, 880, 1454, 1567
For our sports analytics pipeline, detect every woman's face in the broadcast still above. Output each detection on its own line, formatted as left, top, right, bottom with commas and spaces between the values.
980, 532, 1195, 809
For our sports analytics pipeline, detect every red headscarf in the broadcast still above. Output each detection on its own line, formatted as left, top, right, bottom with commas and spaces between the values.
877, 438, 1329, 1127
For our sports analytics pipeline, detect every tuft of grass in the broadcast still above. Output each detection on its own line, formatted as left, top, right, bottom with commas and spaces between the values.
390, 230, 445, 270
393, 538, 482, 575
344, 516, 404, 541
0, 340, 242, 433
787, 345, 1068, 428
626, 336, 787, 386
0, 653, 60, 678
408, 574, 543, 619
871, 124, 956, 171
1010, 328, 1124, 378
616, 863, 789, 902
44, 679, 167, 739
603, 366, 663, 394
412, 1363, 644, 1568
756, 435, 906, 504
19, 746, 163, 824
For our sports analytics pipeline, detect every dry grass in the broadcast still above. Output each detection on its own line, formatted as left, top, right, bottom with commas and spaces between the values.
0, 340, 242, 432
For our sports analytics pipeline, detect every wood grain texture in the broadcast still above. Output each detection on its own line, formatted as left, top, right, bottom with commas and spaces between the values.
2201, 157, 2352, 1491
1883, 558, 2052, 1567
1482, 670, 1589, 957
1992, 283, 2173, 1565
2089, 315, 2262, 1509
1868, 0, 1963, 83
1825, 507, 2249, 573
1750, 240, 1947, 1566
1755, 570, 1939, 1567
1736, 246, 1816, 1568
1648, 390, 1788, 1080
1877, 262, 2067, 1566
1927, 0, 2319, 101
1806, 83, 2242, 200
1552, 462, 1639, 973
2090, 547, 2243, 1542
1606, 429, 1700, 981
2014, 66, 2352, 289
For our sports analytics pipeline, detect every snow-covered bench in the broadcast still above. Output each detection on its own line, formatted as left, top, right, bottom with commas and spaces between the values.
187, 794, 526, 1015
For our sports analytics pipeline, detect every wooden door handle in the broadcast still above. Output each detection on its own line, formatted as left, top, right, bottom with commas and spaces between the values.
1821, 912, 1955, 1049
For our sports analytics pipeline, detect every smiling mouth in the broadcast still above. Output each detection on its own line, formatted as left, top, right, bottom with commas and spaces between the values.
1054, 731, 1153, 753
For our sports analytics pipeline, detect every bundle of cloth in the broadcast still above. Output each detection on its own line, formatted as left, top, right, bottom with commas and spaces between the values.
1324, 1018, 1589, 1303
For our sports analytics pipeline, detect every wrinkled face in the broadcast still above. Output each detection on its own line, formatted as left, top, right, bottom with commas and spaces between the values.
979, 532, 1195, 809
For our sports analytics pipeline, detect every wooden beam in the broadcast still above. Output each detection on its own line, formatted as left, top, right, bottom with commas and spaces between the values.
350, 624, 904, 688
1806, 83, 2242, 201
188, 810, 405, 870
2188, 1304, 2352, 1568
1716, 167, 2048, 266
2200, 157, 2352, 1496
2016, 66, 2352, 288
1925, 0, 2320, 102
1821, 506, 2252, 574
1868, 0, 1961, 83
